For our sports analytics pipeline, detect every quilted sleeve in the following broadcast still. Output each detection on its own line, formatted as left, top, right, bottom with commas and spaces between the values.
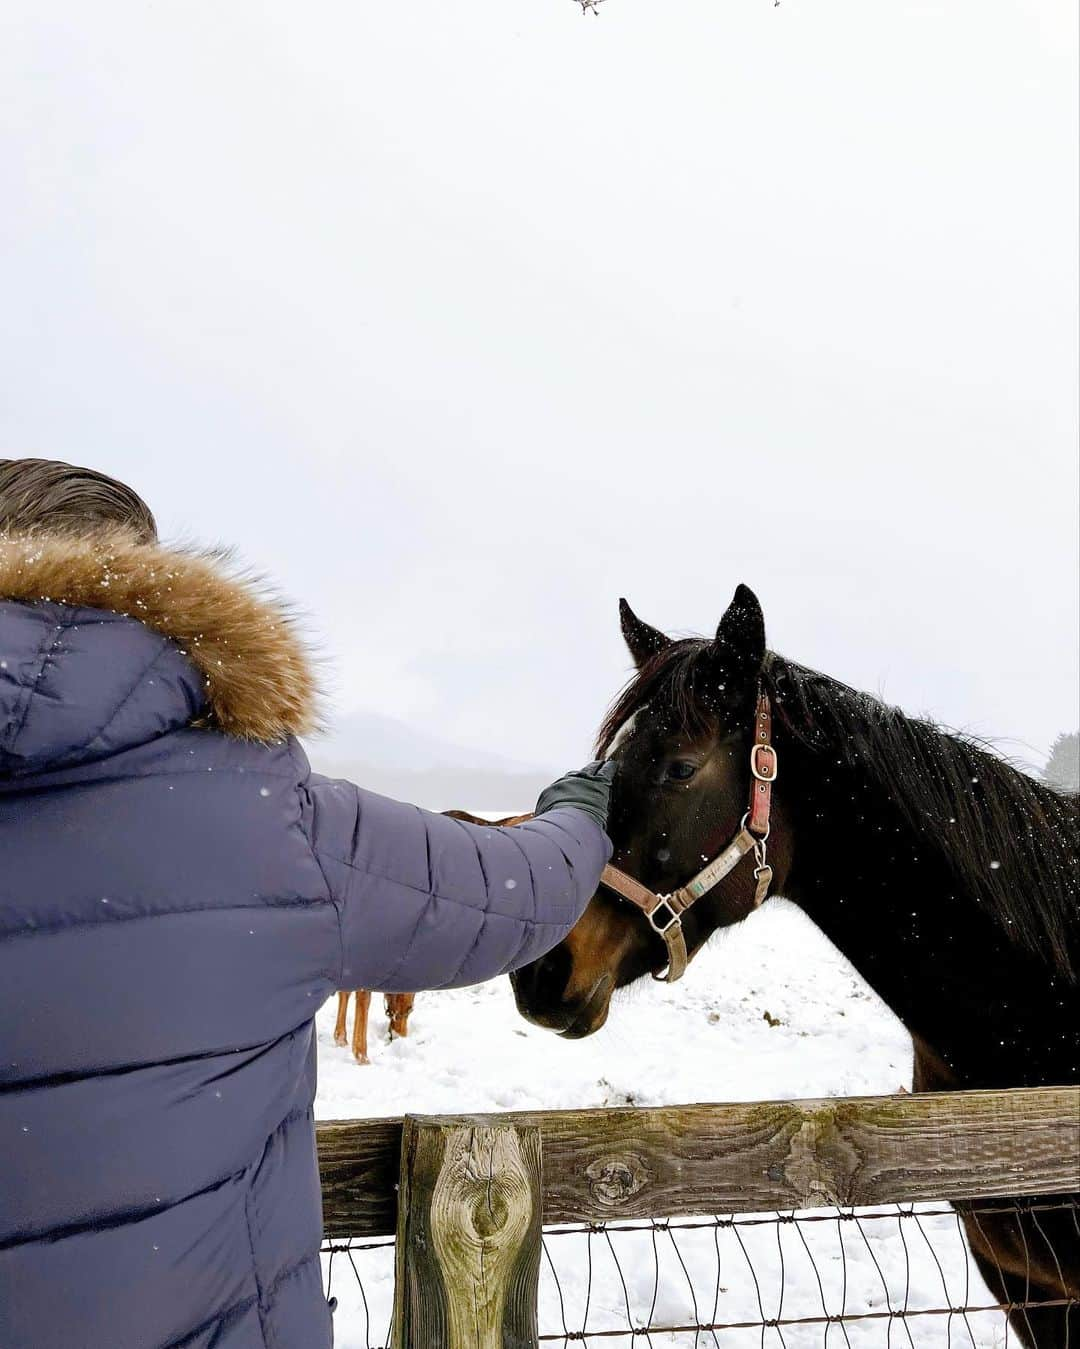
303, 775, 612, 992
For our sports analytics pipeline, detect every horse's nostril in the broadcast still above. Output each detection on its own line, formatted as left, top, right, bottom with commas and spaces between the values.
513, 943, 571, 1013
537, 945, 570, 997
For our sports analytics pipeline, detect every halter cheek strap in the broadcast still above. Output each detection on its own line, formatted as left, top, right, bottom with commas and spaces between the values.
599, 690, 778, 983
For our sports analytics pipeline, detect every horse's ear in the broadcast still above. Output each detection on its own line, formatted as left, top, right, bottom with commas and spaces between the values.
711, 584, 766, 686
619, 598, 671, 669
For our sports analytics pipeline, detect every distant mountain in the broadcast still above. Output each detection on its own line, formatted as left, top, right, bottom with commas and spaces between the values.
313, 708, 543, 775
305, 708, 553, 812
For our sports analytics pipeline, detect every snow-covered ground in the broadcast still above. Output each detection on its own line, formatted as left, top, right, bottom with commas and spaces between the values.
316, 898, 1007, 1347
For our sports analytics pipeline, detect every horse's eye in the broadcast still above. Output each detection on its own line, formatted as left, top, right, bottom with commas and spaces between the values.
667, 760, 697, 782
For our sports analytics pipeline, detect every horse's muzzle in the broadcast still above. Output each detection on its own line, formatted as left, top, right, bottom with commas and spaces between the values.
511, 970, 613, 1039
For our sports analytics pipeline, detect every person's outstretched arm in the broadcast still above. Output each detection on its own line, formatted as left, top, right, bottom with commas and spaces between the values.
300, 759, 614, 992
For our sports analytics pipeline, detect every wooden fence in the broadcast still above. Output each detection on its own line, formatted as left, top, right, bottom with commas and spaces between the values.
316, 1085, 1080, 1347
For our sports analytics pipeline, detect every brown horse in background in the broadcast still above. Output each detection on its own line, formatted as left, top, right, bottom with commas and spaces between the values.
334, 810, 531, 1063
333, 991, 416, 1065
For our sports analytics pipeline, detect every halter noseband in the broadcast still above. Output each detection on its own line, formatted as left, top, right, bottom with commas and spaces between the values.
599, 690, 778, 983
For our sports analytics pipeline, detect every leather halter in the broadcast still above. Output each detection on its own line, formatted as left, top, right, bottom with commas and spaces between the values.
599, 690, 777, 983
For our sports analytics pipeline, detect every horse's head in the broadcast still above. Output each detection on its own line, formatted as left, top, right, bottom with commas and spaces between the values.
511, 584, 792, 1038
384, 992, 415, 1039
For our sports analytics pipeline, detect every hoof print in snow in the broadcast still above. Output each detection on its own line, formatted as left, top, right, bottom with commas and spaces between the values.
763, 1010, 782, 1027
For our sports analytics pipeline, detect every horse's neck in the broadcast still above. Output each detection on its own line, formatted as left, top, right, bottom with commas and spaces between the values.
776, 751, 1073, 1090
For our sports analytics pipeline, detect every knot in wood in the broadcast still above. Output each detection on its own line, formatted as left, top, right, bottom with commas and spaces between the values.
469, 1185, 510, 1241
396, 1119, 542, 1347
433, 1128, 532, 1251
781, 1111, 857, 1206
585, 1152, 650, 1208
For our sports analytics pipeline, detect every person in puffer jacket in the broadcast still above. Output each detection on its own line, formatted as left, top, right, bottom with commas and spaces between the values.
0, 458, 614, 1349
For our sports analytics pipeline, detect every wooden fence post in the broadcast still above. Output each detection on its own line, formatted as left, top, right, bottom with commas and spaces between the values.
391, 1114, 543, 1349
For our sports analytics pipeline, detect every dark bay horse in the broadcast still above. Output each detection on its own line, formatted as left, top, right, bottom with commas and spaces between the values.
510, 585, 1078, 1347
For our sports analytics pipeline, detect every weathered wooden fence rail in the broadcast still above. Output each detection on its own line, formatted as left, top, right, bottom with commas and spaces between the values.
315, 1086, 1080, 1347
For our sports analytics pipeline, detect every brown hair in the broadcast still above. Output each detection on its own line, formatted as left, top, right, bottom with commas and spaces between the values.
0, 458, 157, 542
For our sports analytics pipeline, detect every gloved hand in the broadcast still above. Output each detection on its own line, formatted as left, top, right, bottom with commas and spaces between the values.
534, 759, 616, 832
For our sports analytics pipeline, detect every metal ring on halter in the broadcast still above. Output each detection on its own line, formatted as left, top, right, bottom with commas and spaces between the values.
646, 896, 680, 935
739, 810, 771, 846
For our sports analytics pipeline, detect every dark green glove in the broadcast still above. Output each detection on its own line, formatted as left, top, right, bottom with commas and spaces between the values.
534, 759, 616, 832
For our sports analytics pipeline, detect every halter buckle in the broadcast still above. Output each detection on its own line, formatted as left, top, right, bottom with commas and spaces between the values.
750, 743, 778, 782
647, 896, 680, 935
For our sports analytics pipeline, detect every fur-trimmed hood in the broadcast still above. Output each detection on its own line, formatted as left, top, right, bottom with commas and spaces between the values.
0, 530, 319, 765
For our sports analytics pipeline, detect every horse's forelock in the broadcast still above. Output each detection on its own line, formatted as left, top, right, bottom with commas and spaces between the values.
595, 638, 716, 757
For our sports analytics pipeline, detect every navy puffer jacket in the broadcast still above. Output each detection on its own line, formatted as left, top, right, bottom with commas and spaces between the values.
0, 531, 610, 1349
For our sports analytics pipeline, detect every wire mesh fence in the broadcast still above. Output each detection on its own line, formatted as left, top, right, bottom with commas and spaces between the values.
321, 1196, 1078, 1348
534, 1199, 1079, 1347
322, 1234, 395, 1349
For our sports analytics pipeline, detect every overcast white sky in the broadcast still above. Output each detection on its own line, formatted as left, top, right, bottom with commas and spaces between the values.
2, 0, 1077, 771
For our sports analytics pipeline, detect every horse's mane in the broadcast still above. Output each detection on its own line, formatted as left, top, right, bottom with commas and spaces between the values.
597, 643, 1079, 981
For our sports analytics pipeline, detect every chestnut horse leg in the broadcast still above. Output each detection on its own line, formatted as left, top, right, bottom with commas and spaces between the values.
350, 990, 372, 1065
333, 991, 350, 1047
